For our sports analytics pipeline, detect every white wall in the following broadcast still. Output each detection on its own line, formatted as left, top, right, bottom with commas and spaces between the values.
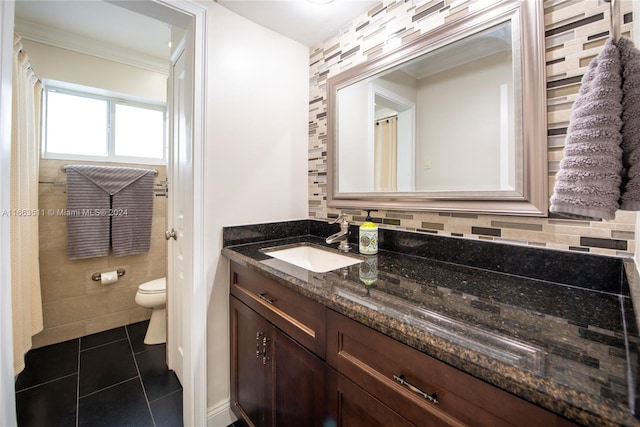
337, 81, 370, 192
202, 2, 309, 421
20, 40, 167, 103
415, 52, 512, 191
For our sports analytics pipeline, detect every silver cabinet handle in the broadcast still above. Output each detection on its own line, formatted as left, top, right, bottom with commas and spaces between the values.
262, 336, 269, 365
258, 292, 274, 304
394, 374, 438, 404
255, 332, 270, 364
165, 228, 177, 240
256, 332, 264, 358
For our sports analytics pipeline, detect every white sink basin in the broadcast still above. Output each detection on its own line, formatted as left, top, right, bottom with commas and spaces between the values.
264, 245, 362, 273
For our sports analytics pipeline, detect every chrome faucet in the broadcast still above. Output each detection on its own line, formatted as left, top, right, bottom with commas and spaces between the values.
326, 213, 351, 252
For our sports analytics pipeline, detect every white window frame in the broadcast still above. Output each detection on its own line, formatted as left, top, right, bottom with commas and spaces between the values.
42, 80, 166, 166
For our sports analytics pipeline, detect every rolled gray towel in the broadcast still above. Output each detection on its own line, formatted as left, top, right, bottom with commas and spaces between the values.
550, 38, 623, 220
618, 37, 640, 210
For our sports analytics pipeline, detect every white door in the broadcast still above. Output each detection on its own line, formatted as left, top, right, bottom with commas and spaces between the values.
166, 43, 189, 385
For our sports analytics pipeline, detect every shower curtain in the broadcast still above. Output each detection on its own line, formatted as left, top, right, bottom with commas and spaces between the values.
11, 33, 43, 375
374, 116, 398, 192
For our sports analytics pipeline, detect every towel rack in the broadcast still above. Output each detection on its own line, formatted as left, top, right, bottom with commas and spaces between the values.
60, 164, 159, 176
605, 0, 621, 42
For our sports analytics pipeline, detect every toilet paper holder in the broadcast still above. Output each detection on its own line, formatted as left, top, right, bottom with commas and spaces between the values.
92, 268, 126, 282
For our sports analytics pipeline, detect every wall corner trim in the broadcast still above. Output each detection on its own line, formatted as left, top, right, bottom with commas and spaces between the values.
207, 398, 236, 427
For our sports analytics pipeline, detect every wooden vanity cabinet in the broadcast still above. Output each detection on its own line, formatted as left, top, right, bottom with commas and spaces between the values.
229, 262, 326, 427
326, 310, 579, 427
229, 260, 581, 427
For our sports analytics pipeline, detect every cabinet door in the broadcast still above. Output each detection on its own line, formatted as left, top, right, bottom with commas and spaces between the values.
327, 367, 414, 427
272, 326, 326, 427
230, 296, 273, 427
230, 261, 326, 358
232, 295, 327, 427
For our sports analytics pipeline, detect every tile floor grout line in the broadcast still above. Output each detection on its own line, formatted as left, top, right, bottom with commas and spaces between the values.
132, 345, 160, 356
14, 372, 78, 394
76, 338, 81, 427
147, 386, 182, 404
125, 324, 157, 427
79, 336, 128, 353
77, 375, 141, 399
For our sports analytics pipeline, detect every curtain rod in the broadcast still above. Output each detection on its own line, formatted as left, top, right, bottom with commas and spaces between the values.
60, 164, 159, 176
376, 114, 398, 123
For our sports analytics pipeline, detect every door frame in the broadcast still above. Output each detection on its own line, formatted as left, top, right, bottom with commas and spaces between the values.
0, 1, 16, 424
154, 1, 207, 426
0, 1, 208, 426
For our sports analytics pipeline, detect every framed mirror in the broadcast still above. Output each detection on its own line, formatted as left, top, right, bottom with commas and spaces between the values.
327, 0, 547, 216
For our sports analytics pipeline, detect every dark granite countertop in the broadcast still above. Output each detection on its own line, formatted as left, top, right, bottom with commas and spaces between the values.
222, 220, 640, 427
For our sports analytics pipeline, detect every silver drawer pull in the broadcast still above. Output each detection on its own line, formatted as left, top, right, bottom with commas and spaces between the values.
393, 374, 438, 404
256, 332, 264, 358
262, 336, 270, 365
258, 292, 275, 304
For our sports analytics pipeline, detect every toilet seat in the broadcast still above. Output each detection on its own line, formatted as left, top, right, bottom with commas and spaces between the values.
138, 277, 166, 294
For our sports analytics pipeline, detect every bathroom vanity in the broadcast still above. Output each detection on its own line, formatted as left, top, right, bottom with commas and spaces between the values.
223, 220, 640, 427
229, 262, 326, 426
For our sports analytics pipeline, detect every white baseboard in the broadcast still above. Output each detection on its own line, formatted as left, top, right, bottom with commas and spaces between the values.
207, 398, 237, 427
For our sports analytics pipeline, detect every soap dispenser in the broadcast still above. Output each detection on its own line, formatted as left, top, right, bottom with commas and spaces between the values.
359, 210, 378, 255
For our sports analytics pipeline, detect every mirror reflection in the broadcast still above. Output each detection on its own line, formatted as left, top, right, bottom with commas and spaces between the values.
337, 20, 518, 194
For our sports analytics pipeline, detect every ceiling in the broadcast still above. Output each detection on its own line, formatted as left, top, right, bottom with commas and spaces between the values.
14, 0, 174, 71
217, 1, 378, 47
14, 0, 379, 67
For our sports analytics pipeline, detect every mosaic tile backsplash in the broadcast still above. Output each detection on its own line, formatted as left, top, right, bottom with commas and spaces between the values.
308, 0, 637, 258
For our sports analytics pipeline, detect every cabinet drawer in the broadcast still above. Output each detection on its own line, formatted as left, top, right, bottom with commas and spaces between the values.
327, 367, 416, 427
230, 261, 326, 358
327, 309, 576, 427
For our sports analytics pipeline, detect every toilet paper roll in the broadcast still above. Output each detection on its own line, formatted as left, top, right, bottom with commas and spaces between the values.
100, 271, 119, 285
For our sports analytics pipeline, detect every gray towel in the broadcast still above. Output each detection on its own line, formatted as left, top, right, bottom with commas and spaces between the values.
550, 38, 623, 220
66, 168, 111, 259
111, 172, 155, 257
618, 37, 640, 210
66, 165, 155, 259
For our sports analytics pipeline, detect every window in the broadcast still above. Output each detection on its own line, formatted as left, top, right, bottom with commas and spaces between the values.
43, 84, 165, 165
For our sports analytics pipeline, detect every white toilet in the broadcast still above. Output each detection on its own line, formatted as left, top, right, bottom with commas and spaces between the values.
135, 277, 167, 345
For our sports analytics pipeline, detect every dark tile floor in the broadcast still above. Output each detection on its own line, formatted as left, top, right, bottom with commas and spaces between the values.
15, 320, 183, 427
